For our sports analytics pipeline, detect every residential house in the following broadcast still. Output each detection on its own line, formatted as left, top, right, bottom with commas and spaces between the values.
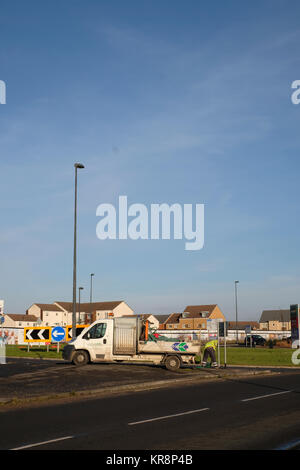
55, 301, 134, 324
27, 303, 69, 326
259, 310, 291, 331
27, 300, 134, 326
164, 305, 225, 330
139, 314, 160, 329
2, 314, 39, 328
156, 315, 172, 329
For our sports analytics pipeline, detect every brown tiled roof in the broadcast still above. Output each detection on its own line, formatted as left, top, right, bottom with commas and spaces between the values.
7, 314, 38, 322
227, 321, 259, 330
55, 301, 123, 313
140, 314, 156, 320
184, 305, 217, 315
156, 315, 171, 324
138, 314, 170, 323
165, 313, 182, 324
34, 304, 64, 312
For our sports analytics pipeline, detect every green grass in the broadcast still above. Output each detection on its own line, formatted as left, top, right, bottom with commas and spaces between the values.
219, 347, 299, 367
4, 344, 300, 367
5, 344, 64, 359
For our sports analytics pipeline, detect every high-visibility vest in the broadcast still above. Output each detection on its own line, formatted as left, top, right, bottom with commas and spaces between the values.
204, 340, 218, 350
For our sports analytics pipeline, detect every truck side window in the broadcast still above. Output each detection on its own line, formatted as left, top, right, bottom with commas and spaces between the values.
87, 323, 107, 339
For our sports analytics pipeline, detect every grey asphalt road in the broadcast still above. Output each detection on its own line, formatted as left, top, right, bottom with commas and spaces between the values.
1, 357, 286, 400
1, 371, 300, 450
0, 358, 190, 398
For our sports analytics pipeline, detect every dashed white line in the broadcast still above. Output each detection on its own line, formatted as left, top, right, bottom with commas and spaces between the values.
241, 390, 292, 402
128, 407, 210, 426
11, 435, 74, 450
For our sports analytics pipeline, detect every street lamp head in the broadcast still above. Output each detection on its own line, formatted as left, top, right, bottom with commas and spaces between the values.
74, 163, 85, 169
79, 287, 84, 290
235, 280, 239, 284
91, 273, 95, 277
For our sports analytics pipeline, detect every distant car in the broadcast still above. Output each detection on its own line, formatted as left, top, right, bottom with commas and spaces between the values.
244, 334, 266, 346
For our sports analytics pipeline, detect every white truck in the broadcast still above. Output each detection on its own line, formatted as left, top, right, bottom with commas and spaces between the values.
62, 317, 200, 371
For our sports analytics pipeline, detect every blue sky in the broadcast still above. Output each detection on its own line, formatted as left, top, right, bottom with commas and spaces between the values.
1, 0, 300, 319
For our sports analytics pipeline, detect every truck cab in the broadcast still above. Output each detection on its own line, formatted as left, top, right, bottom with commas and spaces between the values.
63, 319, 115, 364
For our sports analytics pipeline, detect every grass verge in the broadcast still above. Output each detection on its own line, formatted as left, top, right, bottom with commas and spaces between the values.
5, 345, 64, 359
4, 345, 299, 367
219, 347, 299, 367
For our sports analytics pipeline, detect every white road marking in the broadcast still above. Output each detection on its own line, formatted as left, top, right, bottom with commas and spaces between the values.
241, 390, 292, 402
128, 407, 210, 426
11, 435, 74, 450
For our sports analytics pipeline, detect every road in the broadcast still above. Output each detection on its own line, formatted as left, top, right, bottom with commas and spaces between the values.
1, 370, 300, 450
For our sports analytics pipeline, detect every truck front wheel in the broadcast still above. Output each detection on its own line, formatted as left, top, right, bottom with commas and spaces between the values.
72, 350, 89, 366
165, 355, 181, 371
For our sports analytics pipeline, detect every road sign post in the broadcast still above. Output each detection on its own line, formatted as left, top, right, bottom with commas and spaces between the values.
51, 327, 66, 353
0, 320, 6, 364
217, 324, 220, 367
245, 325, 252, 348
290, 304, 300, 349
218, 322, 228, 368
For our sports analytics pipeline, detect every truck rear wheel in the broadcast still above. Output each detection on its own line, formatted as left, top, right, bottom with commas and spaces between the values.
72, 350, 89, 366
165, 355, 181, 371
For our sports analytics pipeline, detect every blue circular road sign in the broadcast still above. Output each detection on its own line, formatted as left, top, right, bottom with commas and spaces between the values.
51, 326, 65, 342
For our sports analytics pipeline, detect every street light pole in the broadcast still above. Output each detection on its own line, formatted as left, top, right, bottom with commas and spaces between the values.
235, 280, 239, 344
72, 163, 85, 339
90, 273, 95, 304
89, 273, 95, 323
78, 287, 84, 324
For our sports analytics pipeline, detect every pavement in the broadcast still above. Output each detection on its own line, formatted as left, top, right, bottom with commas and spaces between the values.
0, 357, 292, 408
1, 369, 300, 450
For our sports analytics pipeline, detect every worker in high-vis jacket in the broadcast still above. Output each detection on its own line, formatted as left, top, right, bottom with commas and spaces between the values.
202, 339, 218, 367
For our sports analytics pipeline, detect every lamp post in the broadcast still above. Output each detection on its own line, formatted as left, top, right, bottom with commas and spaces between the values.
78, 287, 84, 324
235, 280, 239, 344
89, 273, 95, 323
72, 163, 85, 339
90, 273, 95, 304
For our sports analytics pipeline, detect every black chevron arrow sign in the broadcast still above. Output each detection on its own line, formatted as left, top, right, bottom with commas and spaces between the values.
24, 327, 51, 342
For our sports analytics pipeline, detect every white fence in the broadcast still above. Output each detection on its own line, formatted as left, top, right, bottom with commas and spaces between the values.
1, 327, 292, 346
158, 329, 291, 342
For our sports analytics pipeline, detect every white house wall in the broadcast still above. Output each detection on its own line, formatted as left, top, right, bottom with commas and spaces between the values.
113, 302, 134, 317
